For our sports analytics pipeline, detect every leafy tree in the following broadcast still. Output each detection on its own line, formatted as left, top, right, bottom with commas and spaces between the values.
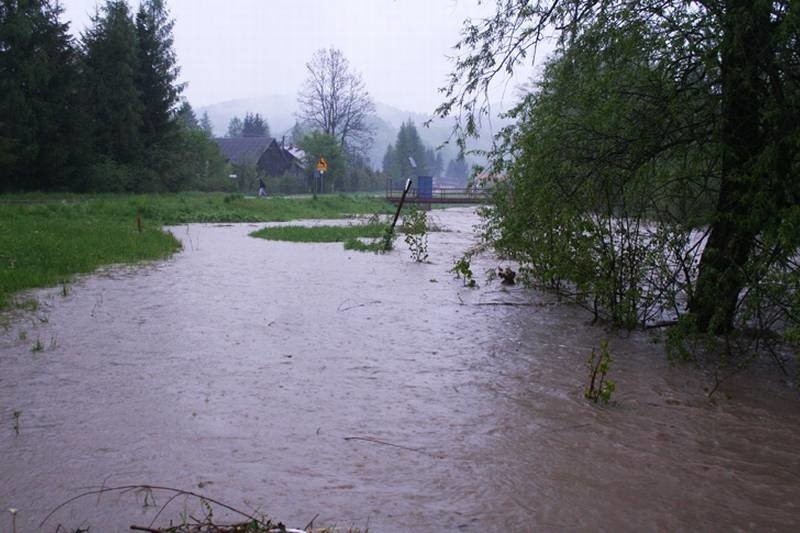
346, 161, 384, 192
167, 123, 231, 192
135, 0, 181, 149
0, 0, 83, 191
297, 47, 375, 154
298, 131, 344, 193
342, 149, 382, 192
226, 116, 243, 137
158, 100, 232, 191
485, 22, 711, 327
439, 0, 800, 335
242, 112, 269, 137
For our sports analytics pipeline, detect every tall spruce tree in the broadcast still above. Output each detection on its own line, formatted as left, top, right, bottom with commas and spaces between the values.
0, 0, 82, 190
242, 112, 268, 137
383, 121, 431, 180
175, 100, 198, 130
81, 0, 142, 174
135, 0, 180, 149
394, 121, 428, 178
199, 111, 213, 136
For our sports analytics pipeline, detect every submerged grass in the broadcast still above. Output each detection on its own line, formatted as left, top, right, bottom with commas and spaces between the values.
0, 192, 393, 310
250, 223, 387, 243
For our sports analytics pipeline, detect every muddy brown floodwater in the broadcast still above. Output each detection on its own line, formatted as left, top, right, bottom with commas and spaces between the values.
1, 207, 799, 532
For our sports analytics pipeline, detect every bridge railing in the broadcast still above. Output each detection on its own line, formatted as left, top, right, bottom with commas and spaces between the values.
385, 183, 491, 204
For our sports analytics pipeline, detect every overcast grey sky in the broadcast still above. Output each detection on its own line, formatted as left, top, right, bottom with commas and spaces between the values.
60, 0, 546, 114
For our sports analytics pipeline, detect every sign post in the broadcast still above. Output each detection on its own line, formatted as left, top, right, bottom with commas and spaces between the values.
315, 157, 328, 197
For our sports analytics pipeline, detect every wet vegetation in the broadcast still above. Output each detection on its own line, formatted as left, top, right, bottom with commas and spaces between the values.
0, 193, 393, 310
0, 197, 180, 310
585, 341, 616, 405
438, 1, 800, 379
401, 207, 429, 262
250, 223, 387, 244
342, 225, 396, 253
251, 208, 439, 260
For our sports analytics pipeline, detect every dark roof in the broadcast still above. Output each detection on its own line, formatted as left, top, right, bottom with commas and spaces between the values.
213, 137, 272, 165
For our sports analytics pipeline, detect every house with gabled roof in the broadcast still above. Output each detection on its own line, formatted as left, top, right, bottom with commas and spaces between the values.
214, 136, 271, 168
259, 139, 305, 177
213, 136, 305, 178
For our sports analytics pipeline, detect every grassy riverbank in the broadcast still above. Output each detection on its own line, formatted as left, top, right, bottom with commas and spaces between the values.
0, 193, 393, 310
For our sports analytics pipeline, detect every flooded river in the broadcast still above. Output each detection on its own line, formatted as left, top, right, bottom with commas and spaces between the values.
1, 207, 799, 531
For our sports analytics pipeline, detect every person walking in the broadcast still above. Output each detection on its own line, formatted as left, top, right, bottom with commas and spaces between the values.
258, 177, 267, 197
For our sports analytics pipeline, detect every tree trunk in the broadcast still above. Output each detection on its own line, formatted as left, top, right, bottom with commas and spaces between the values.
689, 0, 771, 333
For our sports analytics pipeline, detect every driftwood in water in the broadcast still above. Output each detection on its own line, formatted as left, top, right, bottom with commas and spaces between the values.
498, 266, 516, 285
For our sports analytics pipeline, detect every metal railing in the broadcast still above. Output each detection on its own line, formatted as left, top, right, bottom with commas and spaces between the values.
385, 183, 490, 204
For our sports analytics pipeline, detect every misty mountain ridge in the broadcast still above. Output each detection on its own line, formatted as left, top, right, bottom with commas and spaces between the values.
198, 94, 514, 170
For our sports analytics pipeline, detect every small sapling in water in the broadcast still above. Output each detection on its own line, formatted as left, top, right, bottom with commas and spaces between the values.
402, 207, 429, 262
451, 255, 476, 287
380, 225, 395, 252
585, 340, 616, 405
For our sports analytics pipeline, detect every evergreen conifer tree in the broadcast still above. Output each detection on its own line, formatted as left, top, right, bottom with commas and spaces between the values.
135, 0, 181, 149
175, 101, 198, 130
0, 0, 82, 190
81, 0, 143, 172
394, 121, 428, 178
199, 111, 213, 136
242, 112, 269, 137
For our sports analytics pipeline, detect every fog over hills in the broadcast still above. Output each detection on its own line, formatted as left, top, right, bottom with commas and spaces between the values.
198, 94, 513, 170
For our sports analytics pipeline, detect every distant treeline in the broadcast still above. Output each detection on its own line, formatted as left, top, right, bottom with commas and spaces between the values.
382, 121, 472, 185
0, 0, 230, 193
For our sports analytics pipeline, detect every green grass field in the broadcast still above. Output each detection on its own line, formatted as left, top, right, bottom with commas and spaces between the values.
0, 193, 393, 310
